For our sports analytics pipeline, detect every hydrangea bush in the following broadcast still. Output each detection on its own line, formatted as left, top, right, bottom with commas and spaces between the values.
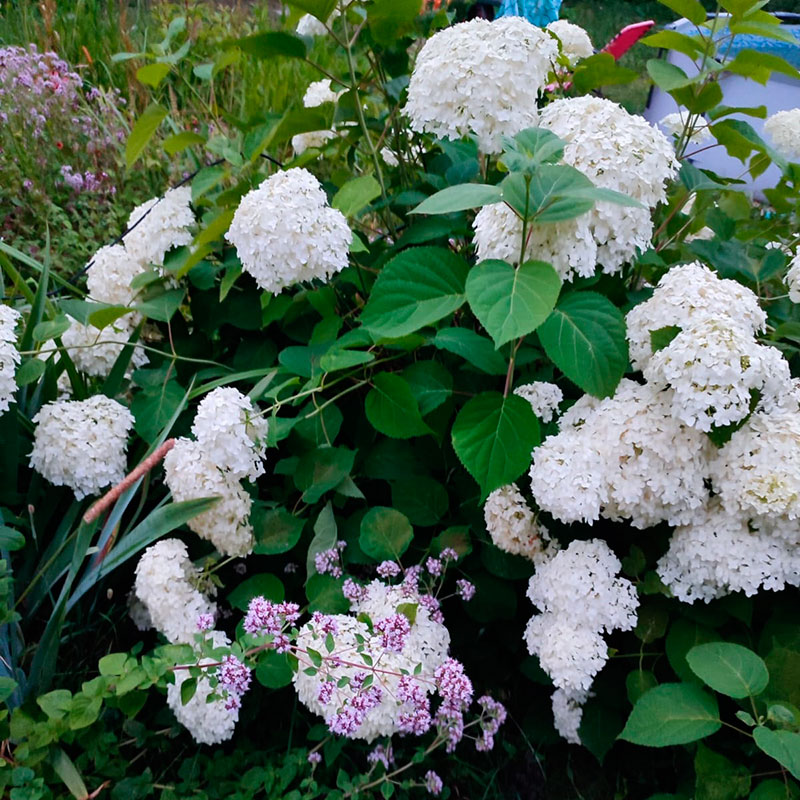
4, 0, 800, 797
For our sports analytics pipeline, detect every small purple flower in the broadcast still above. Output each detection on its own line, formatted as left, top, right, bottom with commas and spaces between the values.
318, 681, 335, 705
311, 611, 339, 635
419, 593, 444, 624
314, 547, 342, 578
376, 560, 401, 579
308, 751, 322, 765
367, 743, 394, 769
375, 613, 411, 653
426, 557, 442, 577
219, 655, 252, 697
224, 693, 242, 712
196, 613, 215, 631
243, 596, 282, 635
425, 770, 443, 796
328, 705, 364, 736
343, 579, 367, 603
456, 579, 476, 601
440, 547, 459, 562
434, 659, 474, 709
402, 565, 422, 597
284, 562, 299, 574
22, 178, 33, 191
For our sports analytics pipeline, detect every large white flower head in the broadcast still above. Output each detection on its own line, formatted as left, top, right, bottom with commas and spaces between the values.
124, 186, 194, 267
764, 108, 800, 161
0, 306, 21, 414
546, 19, 593, 66
404, 17, 559, 154
710, 408, 800, 521
524, 613, 609, 694
625, 262, 766, 371
86, 244, 144, 308
167, 631, 237, 744
163, 438, 254, 557
526, 539, 639, 634
483, 483, 556, 562
293, 587, 450, 741
786, 249, 800, 303
530, 381, 710, 528
475, 96, 676, 279
225, 168, 351, 294
134, 538, 217, 644
643, 320, 791, 432
296, 8, 339, 36
657, 500, 800, 603
291, 129, 337, 156
659, 111, 712, 147
29, 395, 133, 499
191, 387, 268, 482
61, 316, 148, 378
513, 381, 563, 423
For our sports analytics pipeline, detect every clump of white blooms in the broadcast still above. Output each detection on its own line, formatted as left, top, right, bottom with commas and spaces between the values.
404, 17, 559, 154
191, 387, 268, 482
303, 78, 339, 107
60, 317, 148, 378
530, 380, 711, 528
551, 687, 587, 745
625, 262, 766, 371
524, 539, 638, 744
293, 580, 450, 741
225, 168, 351, 294
86, 243, 144, 308
473, 97, 677, 279
643, 319, 790, 431
29, 395, 134, 499
0, 306, 22, 414
167, 631, 238, 745
133, 538, 217, 644
163, 438, 254, 557
710, 408, 800, 521
764, 108, 800, 161
124, 186, 194, 267
786, 249, 800, 303
292, 79, 341, 154
483, 483, 556, 562
657, 500, 800, 602
659, 111, 711, 147
296, 9, 339, 37
513, 381, 563, 422
546, 19, 593, 66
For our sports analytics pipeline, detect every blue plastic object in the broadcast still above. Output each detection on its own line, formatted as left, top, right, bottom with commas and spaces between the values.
495, 0, 561, 27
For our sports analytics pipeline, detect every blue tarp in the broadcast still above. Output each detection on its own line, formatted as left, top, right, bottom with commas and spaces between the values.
495, 0, 562, 27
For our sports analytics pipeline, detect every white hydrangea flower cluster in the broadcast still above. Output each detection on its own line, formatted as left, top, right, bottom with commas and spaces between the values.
659, 111, 711, 146
225, 168, 351, 294
60, 319, 148, 378
513, 381, 563, 423
124, 186, 195, 267
404, 17, 559, 154
292, 79, 341, 155
626, 262, 786, 431
524, 539, 638, 744
29, 395, 134, 499
786, 249, 800, 303
483, 483, 557, 562
656, 500, 800, 603
293, 580, 450, 741
296, 8, 339, 37
86, 244, 144, 308
764, 108, 800, 161
0, 306, 22, 414
530, 380, 711, 528
473, 97, 678, 280
162, 387, 266, 556
546, 19, 593, 66
134, 538, 217, 644
190, 387, 268, 482
167, 631, 238, 745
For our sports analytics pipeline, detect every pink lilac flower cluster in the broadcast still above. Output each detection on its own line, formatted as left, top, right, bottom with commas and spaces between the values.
328, 673, 385, 736
307, 751, 322, 766
397, 675, 433, 735
243, 597, 300, 652
433, 659, 475, 752
343, 578, 367, 603
456, 579, 476, 601
375, 613, 411, 652
376, 560, 401, 579
475, 695, 507, 752
218, 654, 252, 712
425, 770, 444, 796
367, 743, 394, 769
314, 541, 347, 577
196, 613, 215, 631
